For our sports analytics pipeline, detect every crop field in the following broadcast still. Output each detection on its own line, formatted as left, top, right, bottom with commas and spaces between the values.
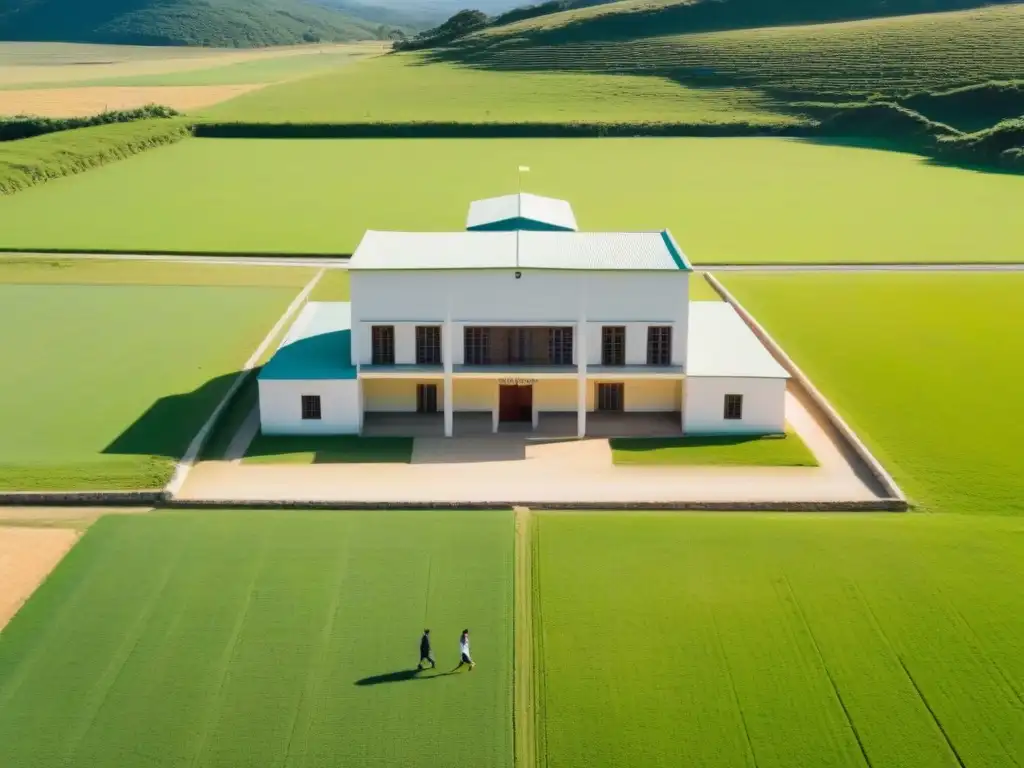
1, 50, 376, 90
468, 5, 1024, 100
534, 512, 1024, 768
0, 85, 265, 118
1, 137, 1021, 262
0, 510, 513, 768
721, 272, 1024, 515
0, 42, 382, 88
203, 52, 798, 126
0, 259, 315, 490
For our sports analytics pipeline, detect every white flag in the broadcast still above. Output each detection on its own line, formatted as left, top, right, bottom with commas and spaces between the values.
518, 165, 530, 172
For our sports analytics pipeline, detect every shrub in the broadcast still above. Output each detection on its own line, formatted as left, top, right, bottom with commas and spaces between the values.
0, 105, 180, 142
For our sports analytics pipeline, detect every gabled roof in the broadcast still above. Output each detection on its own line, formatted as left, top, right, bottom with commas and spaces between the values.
259, 302, 355, 381
466, 193, 578, 232
348, 230, 691, 271
686, 302, 790, 379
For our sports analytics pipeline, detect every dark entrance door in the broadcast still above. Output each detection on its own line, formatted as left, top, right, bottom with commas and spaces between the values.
416, 384, 438, 413
499, 385, 533, 422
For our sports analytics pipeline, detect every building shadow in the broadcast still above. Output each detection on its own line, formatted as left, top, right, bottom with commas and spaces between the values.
102, 371, 242, 459
355, 668, 459, 686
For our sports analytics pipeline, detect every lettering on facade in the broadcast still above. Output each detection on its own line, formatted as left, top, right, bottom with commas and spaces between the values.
498, 377, 538, 386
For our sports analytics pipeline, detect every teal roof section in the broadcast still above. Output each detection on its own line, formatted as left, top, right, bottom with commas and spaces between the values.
258, 302, 355, 381
661, 230, 693, 271
467, 193, 578, 232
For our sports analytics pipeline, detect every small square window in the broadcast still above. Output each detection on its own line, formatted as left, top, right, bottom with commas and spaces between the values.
724, 394, 743, 420
301, 395, 322, 420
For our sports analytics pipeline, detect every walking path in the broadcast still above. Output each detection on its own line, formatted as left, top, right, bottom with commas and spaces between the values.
178, 389, 888, 505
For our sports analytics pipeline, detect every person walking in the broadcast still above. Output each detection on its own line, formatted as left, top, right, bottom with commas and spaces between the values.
417, 629, 435, 670
456, 629, 475, 671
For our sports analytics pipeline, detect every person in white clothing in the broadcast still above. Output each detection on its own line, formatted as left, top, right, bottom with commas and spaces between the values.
456, 629, 475, 671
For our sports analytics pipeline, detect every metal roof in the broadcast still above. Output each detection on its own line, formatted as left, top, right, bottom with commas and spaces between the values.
686, 302, 790, 379
466, 193, 578, 232
348, 230, 691, 271
258, 302, 356, 381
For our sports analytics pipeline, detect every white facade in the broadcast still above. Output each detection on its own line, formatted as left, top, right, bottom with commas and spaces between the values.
259, 379, 361, 435
256, 195, 789, 438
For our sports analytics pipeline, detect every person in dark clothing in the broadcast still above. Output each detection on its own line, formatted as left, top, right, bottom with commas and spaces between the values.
417, 629, 436, 670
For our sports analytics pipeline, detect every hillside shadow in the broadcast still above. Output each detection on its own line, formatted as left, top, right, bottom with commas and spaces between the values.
103, 371, 241, 460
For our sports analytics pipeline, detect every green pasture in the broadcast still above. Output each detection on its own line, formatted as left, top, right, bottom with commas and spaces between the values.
1, 137, 1021, 262
0, 510, 513, 768
611, 431, 817, 466
722, 272, 1024, 515
469, 4, 1024, 101
535, 512, 1024, 768
203, 53, 797, 126
0, 260, 312, 490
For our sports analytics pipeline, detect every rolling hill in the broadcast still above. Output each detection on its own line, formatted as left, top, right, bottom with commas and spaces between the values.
0, 0, 400, 47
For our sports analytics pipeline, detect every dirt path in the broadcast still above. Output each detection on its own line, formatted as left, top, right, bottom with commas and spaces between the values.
514, 506, 539, 768
0, 526, 79, 630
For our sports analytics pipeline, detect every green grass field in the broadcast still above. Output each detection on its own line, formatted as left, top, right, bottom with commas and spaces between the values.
0, 510, 513, 768
0, 259, 313, 490
1, 137, 1021, 262
203, 52, 799, 126
721, 272, 1024, 515
534, 512, 1024, 768
610, 431, 817, 466
244, 435, 413, 463
470, 5, 1024, 100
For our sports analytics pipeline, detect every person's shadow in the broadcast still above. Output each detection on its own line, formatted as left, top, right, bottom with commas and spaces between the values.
355, 668, 459, 686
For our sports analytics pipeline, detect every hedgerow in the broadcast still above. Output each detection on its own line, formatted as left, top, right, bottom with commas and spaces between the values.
0, 119, 193, 195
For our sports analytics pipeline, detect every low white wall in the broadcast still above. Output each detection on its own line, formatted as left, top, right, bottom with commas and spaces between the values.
258, 379, 360, 435
683, 377, 786, 435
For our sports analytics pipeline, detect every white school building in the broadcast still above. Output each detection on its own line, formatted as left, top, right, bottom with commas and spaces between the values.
258, 193, 789, 438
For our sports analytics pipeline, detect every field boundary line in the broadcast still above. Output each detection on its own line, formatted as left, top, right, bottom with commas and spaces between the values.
513, 506, 540, 768
705, 273, 908, 507
163, 268, 325, 499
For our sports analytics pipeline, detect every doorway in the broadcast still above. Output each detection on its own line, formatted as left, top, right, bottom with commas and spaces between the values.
416, 384, 438, 413
499, 384, 533, 422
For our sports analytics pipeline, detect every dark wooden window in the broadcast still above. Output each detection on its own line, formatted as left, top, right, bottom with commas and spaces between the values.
301, 395, 322, 420
464, 327, 491, 365
416, 384, 438, 413
724, 394, 743, 420
601, 326, 625, 366
371, 325, 395, 365
597, 383, 624, 412
647, 326, 672, 366
548, 327, 574, 365
416, 326, 441, 365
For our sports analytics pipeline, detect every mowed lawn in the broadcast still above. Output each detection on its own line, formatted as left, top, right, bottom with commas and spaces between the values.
202, 53, 796, 126
535, 512, 1024, 768
722, 272, 1024, 515
0, 259, 314, 490
0, 138, 1022, 262
0, 511, 513, 768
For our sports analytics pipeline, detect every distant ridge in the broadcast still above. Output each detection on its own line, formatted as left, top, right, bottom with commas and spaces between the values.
0, 0, 402, 47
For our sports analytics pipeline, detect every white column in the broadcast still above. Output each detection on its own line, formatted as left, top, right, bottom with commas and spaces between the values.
576, 331, 587, 438
443, 308, 454, 438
